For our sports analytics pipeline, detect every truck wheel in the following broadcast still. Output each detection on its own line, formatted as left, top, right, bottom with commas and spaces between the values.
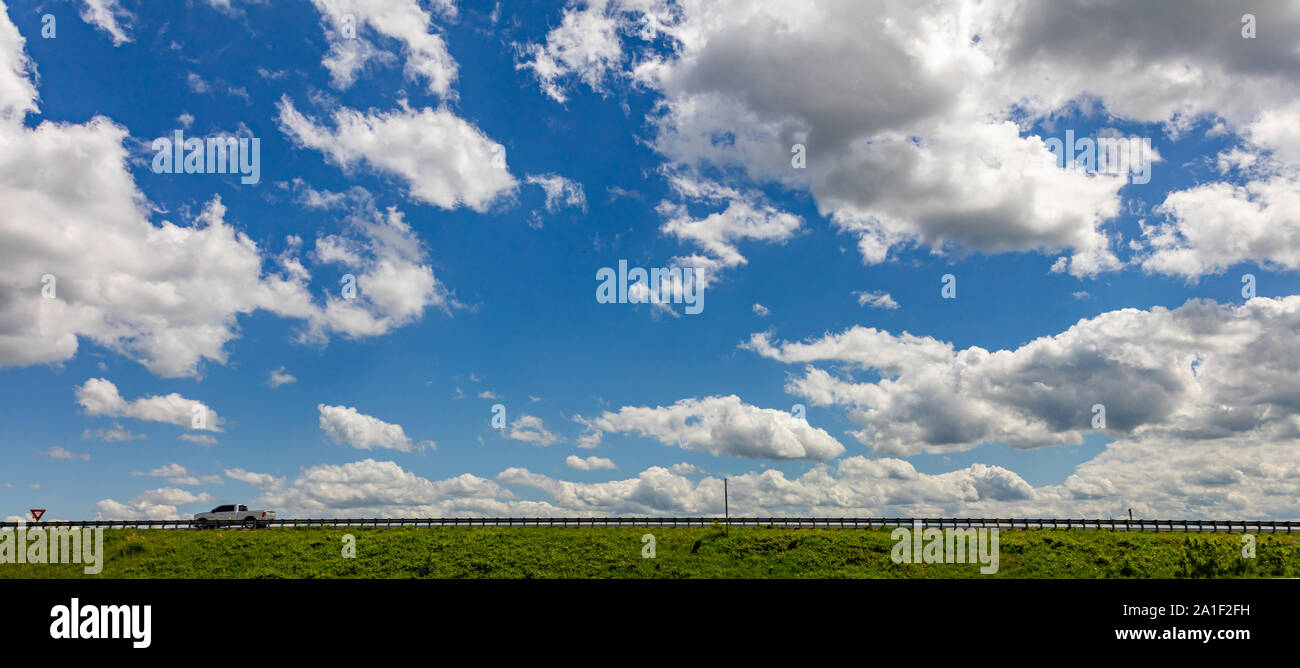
243, 517, 258, 529
193, 519, 207, 530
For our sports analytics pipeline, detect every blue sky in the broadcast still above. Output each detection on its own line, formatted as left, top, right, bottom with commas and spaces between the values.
3, 0, 1300, 521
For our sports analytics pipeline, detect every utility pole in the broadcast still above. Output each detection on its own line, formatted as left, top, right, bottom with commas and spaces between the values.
724, 478, 729, 534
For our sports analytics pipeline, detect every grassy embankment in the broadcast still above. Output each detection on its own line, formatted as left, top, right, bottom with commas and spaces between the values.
1, 526, 1294, 578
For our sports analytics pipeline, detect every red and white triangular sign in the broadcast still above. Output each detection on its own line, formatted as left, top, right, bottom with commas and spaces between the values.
30, 509, 45, 522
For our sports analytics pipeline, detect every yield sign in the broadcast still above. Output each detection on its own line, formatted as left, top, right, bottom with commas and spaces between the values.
30, 509, 45, 522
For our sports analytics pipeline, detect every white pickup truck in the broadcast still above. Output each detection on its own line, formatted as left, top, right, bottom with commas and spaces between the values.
192, 504, 276, 529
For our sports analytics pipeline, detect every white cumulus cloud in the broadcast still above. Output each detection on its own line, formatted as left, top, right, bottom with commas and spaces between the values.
566, 454, 616, 470
277, 96, 517, 212
576, 394, 845, 461
318, 404, 432, 452
76, 378, 222, 432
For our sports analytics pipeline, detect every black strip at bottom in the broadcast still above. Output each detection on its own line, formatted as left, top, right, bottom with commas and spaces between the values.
1, 578, 1286, 656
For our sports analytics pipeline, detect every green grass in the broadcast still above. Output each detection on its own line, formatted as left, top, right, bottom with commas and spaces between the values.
2, 526, 1295, 578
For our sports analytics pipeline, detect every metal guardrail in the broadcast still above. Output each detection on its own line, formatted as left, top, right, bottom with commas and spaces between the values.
0, 517, 1295, 532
